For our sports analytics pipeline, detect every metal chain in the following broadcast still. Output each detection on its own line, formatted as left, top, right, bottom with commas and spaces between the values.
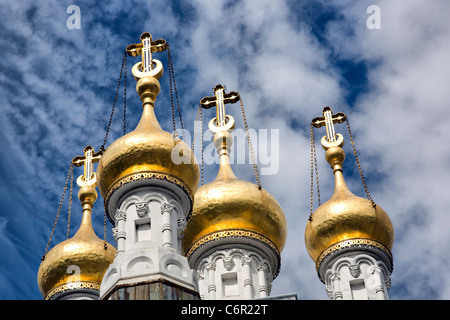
309, 126, 314, 221
345, 118, 375, 207
191, 104, 200, 151
99, 49, 127, 153
42, 162, 74, 260
192, 104, 204, 185
239, 98, 262, 189
123, 51, 127, 136
97, 49, 127, 247
103, 208, 108, 249
167, 44, 184, 132
66, 164, 74, 239
313, 130, 321, 207
168, 45, 177, 132
200, 107, 204, 186
309, 124, 321, 221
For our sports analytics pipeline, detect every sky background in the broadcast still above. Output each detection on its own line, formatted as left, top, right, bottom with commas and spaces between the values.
0, 0, 449, 300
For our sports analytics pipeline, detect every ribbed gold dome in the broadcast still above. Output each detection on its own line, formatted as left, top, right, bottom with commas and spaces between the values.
182, 131, 287, 260
96, 76, 199, 214
37, 185, 116, 299
305, 146, 394, 269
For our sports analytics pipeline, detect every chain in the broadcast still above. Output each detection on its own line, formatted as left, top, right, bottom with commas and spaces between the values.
200, 107, 204, 186
167, 43, 184, 132
42, 162, 74, 260
192, 104, 204, 185
345, 118, 375, 207
309, 125, 321, 221
168, 44, 176, 132
66, 164, 74, 239
239, 98, 262, 189
123, 51, 127, 136
313, 130, 321, 206
99, 49, 127, 153
103, 208, 108, 249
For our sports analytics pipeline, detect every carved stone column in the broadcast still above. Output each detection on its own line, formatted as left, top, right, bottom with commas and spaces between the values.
114, 210, 127, 255
205, 262, 217, 300
330, 272, 343, 300
368, 265, 386, 300
161, 203, 174, 251
242, 256, 253, 299
257, 263, 268, 298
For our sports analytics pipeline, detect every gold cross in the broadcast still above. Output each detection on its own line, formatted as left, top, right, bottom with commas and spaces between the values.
126, 32, 167, 79
312, 107, 346, 149
200, 84, 240, 131
72, 145, 102, 187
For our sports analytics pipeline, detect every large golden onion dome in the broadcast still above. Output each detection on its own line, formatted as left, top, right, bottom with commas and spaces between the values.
184, 166, 287, 254
97, 68, 199, 222
305, 125, 394, 271
182, 116, 287, 276
37, 185, 116, 300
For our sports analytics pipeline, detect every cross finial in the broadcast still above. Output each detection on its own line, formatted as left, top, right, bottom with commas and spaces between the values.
200, 84, 240, 133
312, 107, 347, 150
126, 32, 167, 81
72, 145, 102, 187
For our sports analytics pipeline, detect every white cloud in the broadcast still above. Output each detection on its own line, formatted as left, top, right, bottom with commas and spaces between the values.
321, 0, 450, 299
0, 0, 449, 300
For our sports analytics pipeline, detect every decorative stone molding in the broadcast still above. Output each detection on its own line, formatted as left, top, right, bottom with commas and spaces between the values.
114, 210, 127, 222
205, 261, 216, 271
112, 227, 118, 241
194, 248, 273, 300
135, 202, 148, 217
322, 252, 391, 300
99, 187, 198, 300
316, 238, 393, 274
349, 264, 361, 278
103, 171, 193, 225
185, 229, 281, 279
46, 281, 100, 300
223, 257, 234, 271
161, 203, 174, 214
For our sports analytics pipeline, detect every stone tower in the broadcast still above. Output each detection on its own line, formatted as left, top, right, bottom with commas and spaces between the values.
305, 107, 394, 300
182, 85, 287, 300
97, 33, 200, 300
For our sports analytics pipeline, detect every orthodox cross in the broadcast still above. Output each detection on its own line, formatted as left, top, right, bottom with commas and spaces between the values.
126, 32, 167, 78
72, 145, 102, 187
311, 106, 347, 149
200, 84, 240, 130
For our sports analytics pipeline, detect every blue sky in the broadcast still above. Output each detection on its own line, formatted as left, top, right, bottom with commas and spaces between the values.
0, 0, 449, 300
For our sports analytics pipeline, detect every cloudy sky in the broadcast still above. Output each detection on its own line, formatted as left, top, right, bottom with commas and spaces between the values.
0, 0, 449, 300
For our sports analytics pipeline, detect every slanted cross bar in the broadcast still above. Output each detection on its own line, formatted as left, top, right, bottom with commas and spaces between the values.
312, 107, 347, 149
200, 84, 240, 129
72, 145, 102, 187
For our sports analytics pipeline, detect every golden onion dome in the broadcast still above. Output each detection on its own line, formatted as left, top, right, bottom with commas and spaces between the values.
305, 145, 394, 270
97, 75, 199, 220
182, 129, 287, 272
37, 185, 116, 300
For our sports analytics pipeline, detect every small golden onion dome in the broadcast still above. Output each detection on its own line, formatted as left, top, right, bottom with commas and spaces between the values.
96, 76, 199, 218
37, 185, 116, 300
305, 146, 394, 269
182, 130, 287, 265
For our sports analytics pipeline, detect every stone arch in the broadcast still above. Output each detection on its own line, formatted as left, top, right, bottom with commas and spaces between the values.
126, 256, 154, 274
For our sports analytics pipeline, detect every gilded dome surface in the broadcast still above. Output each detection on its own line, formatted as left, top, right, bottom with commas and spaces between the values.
182, 156, 287, 258
304, 146, 394, 267
96, 76, 199, 209
38, 186, 116, 299
37, 229, 116, 299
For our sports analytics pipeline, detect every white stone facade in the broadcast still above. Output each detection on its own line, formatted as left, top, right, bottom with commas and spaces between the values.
321, 251, 391, 300
194, 248, 273, 300
99, 186, 197, 299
